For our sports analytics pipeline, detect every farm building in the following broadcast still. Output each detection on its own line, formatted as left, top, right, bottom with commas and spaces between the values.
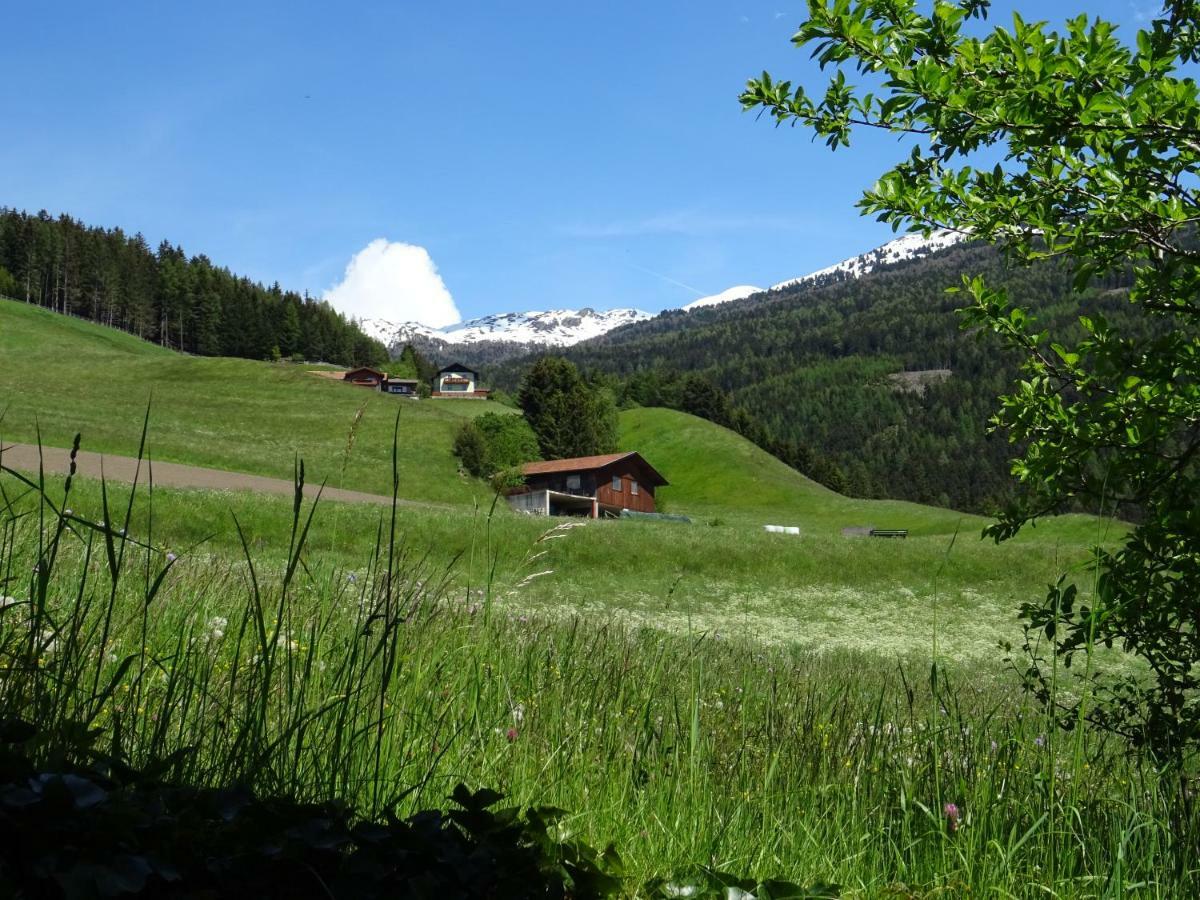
432, 363, 491, 399
343, 366, 387, 388
506, 452, 668, 518
383, 378, 419, 397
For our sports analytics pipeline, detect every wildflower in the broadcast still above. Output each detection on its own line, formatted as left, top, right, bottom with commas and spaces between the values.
347, 573, 357, 583
511, 702, 526, 724
63, 508, 73, 516
1034, 734, 1046, 747
166, 552, 178, 563
944, 802, 961, 833
505, 727, 519, 742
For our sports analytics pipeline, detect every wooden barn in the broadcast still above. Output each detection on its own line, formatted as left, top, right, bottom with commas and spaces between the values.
343, 366, 387, 388
432, 363, 491, 399
506, 452, 668, 518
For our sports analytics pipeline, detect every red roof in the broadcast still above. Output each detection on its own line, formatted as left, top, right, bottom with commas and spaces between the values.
520, 452, 668, 486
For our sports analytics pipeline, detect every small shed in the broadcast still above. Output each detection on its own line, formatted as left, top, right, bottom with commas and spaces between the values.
383, 378, 419, 397
343, 366, 387, 388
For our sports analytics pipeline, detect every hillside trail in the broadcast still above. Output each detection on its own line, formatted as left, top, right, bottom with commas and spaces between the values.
0, 442, 444, 510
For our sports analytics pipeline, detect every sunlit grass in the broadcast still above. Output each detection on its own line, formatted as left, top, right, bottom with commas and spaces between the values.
0, 453, 1194, 895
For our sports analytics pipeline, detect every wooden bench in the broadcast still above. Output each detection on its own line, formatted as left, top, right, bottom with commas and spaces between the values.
869, 529, 908, 539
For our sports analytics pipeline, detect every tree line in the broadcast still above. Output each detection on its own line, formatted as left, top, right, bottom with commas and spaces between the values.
0, 208, 387, 367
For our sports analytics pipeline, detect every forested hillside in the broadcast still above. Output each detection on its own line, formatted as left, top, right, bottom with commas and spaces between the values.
492, 241, 1136, 512
0, 208, 386, 367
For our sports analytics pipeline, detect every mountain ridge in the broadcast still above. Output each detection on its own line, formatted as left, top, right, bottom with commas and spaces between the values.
363, 230, 969, 356
361, 307, 651, 353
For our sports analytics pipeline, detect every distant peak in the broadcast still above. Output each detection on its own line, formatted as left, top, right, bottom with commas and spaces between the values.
684, 229, 968, 316
359, 306, 651, 351
770, 229, 968, 292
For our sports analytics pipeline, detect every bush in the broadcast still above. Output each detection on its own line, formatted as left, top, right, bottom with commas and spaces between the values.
452, 421, 489, 477
453, 414, 540, 479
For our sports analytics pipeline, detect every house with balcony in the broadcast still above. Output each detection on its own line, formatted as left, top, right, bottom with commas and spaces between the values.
505, 452, 668, 518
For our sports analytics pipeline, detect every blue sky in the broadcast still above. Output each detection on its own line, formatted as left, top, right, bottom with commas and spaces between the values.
0, 0, 1157, 325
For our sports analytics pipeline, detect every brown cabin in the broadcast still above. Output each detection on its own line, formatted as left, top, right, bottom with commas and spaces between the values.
507, 452, 668, 518
343, 366, 386, 387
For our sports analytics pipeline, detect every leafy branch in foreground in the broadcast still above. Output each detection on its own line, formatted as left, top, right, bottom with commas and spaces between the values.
743, 0, 1200, 757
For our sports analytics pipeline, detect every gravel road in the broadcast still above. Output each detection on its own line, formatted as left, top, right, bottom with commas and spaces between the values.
0, 442, 431, 508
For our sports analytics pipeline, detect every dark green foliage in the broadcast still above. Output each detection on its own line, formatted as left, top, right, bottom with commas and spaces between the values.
0, 208, 387, 368
492, 241, 1135, 512
517, 357, 618, 460
453, 421, 490, 477
392, 342, 438, 384
453, 414, 541, 478
476, 413, 541, 471
0, 722, 836, 899
745, 0, 1200, 756
0, 727, 624, 898
0, 264, 17, 299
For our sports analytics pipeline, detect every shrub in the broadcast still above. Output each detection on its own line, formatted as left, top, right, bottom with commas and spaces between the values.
453, 414, 540, 479
452, 421, 489, 477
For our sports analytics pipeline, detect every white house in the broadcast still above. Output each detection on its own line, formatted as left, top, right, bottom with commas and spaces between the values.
432, 363, 489, 398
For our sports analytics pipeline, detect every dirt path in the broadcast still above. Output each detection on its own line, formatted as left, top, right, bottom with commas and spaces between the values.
0, 442, 435, 509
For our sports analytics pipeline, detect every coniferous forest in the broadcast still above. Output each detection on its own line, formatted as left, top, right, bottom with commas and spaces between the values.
491, 241, 1139, 514
0, 208, 387, 367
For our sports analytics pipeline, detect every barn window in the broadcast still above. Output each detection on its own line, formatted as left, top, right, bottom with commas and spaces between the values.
631, 480, 639, 495
566, 475, 581, 490
611, 475, 622, 491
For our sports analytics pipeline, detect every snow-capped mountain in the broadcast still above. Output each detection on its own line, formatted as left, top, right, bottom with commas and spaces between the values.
360, 307, 651, 351
682, 285, 764, 312
684, 229, 969, 311
356, 230, 969, 355
771, 229, 967, 291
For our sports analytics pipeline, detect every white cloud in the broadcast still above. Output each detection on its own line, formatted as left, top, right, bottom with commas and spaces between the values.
325, 239, 461, 328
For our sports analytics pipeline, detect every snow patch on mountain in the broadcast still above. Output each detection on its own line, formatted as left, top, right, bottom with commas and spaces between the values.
682, 285, 764, 311
770, 229, 968, 291
359, 307, 652, 351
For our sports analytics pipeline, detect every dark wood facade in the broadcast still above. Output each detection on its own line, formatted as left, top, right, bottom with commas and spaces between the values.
512, 452, 667, 517
343, 366, 386, 387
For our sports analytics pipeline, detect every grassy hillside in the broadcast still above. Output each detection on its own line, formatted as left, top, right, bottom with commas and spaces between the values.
620, 405, 1104, 543
498, 240, 1138, 513
0, 298, 1120, 661
0, 299, 490, 505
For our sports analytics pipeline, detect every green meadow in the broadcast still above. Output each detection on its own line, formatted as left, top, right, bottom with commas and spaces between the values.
3, 297, 1190, 895
0, 299, 491, 504
0, 296, 1120, 661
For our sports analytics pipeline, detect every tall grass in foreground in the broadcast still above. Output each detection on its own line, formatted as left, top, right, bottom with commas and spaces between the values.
0, 440, 1197, 895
